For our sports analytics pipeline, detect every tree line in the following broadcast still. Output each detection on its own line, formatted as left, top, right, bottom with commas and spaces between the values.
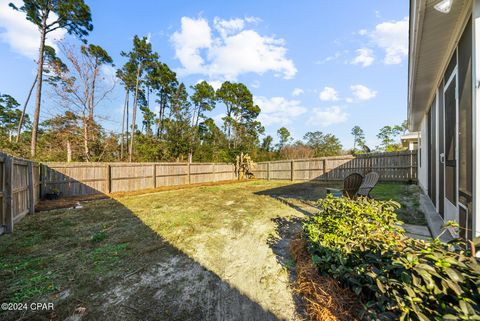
255, 121, 408, 162
0, 0, 410, 163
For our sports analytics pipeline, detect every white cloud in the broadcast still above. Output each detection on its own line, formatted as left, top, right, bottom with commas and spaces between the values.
307, 106, 348, 127
195, 79, 223, 90
370, 17, 408, 64
319, 86, 339, 101
255, 96, 307, 126
171, 16, 296, 80
292, 88, 304, 96
351, 48, 374, 67
315, 51, 346, 64
171, 17, 212, 74
350, 84, 377, 101
208, 80, 223, 91
0, 0, 66, 59
358, 29, 368, 36
245, 16, 261, 24
213, 17, 245, 37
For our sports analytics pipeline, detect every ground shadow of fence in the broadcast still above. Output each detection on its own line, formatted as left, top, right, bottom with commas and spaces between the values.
1, 166, 296, 321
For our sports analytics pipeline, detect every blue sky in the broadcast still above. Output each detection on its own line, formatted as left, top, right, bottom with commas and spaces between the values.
0, 0, 409, 149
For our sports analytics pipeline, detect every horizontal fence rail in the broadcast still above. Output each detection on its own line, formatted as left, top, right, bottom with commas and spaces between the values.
252, 151, 417, 182
1, 150, 416, 234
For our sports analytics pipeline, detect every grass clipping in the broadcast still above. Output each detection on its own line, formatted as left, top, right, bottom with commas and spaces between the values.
291, 237, 361, 321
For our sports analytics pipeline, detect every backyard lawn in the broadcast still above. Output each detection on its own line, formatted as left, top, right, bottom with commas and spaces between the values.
0, 180, 423, 321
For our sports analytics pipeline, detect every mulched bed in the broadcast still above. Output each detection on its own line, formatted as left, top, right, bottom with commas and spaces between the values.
291, 236, 362, 321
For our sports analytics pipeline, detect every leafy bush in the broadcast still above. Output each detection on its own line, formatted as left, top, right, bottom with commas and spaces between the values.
304, 195, 480, 320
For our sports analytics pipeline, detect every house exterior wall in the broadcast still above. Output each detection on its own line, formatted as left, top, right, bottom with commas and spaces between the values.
409, 1, 478, 240
418, 116, 429, 194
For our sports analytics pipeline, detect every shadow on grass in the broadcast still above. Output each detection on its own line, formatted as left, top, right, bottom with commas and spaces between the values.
255, 181, 344, 321
0, 192, 288, 321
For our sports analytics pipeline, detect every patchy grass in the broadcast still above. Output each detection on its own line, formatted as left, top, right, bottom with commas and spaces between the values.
0, 179, 425, 320
371, 183, 425, 225
0, 180, 307, 321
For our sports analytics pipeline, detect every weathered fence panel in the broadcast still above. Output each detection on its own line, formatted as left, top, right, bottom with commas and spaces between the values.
42, 163, 107, 197
155, 163, 188, 187
111, 163, 154, 193
215, 163, 236, 181
0, 152, 39, 235
252, 151, 417, 182
42, 161, 236, 197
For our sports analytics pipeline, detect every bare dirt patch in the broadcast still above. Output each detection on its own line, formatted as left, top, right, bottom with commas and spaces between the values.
2, 180, 309, 321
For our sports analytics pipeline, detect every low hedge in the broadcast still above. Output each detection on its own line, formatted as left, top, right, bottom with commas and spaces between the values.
304, 195, 480, 321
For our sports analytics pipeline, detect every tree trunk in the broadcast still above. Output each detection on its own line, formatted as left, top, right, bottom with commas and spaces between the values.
225, 106, 231, 149
190, 105, 201, 155
82, 113, 90, 161
66, 140, 72, 162
157, 94, 167, 137
16, 75, 37, 143
87, 62, 99, 151
31, 18, 47, 158
120, 89, 129, 160
90, 60, 98, 120
129, 64, 141, 162
157, 101, 163, 137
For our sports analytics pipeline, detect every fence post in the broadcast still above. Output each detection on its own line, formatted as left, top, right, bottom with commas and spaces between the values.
291, 160, 294, 181
267, 162, 270, 180
105, 164, 111, 194
323, 159, 327, 181
4, 156, 13, 233
188, 154, 192, 184
212, 163, 217, 182
28, 162, 35, 215
235, 155, 239, 180
40, 164, 47, 199
152, 164, 157, 188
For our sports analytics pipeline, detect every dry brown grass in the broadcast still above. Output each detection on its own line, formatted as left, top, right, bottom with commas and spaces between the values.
291, 237, 361, 321
35, 179, 248, 212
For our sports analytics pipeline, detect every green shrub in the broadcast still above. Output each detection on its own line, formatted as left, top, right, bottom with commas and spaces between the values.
304, 195, 480, 321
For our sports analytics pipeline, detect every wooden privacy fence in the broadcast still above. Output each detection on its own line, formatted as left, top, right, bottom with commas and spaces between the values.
0, 152, 39, 235
1, 150, 416, 234
41, 162, 236, 197
252, 151, 417, 182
